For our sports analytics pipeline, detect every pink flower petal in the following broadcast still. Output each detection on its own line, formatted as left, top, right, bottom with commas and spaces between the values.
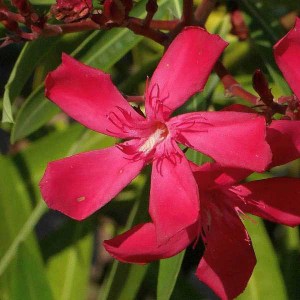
197, 201, 256, 300
149, 143, 199, 244
146, 27, 228, 119
222, 105, 300, 168
45, 53, 145, 138
169, 111, 271, 171
192, 162, 252, 189
232, 178, 300, 226
39, 144, 144, 220
104, 222, 197, 264
274, 18, 300, 99
267, 120, 300, 167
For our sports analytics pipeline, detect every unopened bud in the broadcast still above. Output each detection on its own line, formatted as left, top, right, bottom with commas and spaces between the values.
103, 0, 132, 24
252, 69, 274, 106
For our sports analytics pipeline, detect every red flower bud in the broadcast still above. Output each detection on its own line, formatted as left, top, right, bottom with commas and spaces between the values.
230, 9, 249, 41
252, 69, 274, 106
103, 0, 133, 24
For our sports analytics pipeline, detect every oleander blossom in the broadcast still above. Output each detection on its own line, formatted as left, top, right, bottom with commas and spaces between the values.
104, 162, 300, 300
40, 27, 271, 243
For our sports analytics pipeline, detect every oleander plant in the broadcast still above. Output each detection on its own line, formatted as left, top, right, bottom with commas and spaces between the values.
1, 1, 300, 299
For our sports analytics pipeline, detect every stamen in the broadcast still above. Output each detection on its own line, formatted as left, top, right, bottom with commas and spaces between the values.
147, 83, 171, 120
138, 123, 168, 154
106, 106, 150, 137
235, 206, 257, 224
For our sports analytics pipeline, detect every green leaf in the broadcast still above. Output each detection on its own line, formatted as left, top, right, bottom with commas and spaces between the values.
11, 85, 60, 142
238, 217, 287, 300
0, 157, 53, 299
157, 250, 185, 300
100, 173, 150, 300
2, 37, 61, 123
169, 0, 182, 19
240, 0, 291, 96
10, 33, 88, 143
30, 0, 54, 4
46, 227, 93, 300
9, 243, 53, 300
280, 226, 300, 300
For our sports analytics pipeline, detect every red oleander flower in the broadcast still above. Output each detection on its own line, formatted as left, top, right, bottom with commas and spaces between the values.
40, 27, 271, 243
104, 162, 300, 300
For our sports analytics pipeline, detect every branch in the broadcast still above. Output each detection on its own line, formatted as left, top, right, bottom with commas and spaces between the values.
214, 61, 258, 104
194, 0, 217, 26
182, 0, 194, 25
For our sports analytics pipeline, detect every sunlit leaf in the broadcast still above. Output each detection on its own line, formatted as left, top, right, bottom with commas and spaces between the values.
46, 228, 93, 300
157, 251, 185, 300
2, 37, 63, 123
0, 157, 53, 299
238, 217, 287, 300
100, 173, 150, 300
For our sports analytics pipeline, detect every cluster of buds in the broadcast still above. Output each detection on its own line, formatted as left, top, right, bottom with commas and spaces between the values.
51, 0, 93, 23
0, 0, 45, 46
0, 0, 164, 47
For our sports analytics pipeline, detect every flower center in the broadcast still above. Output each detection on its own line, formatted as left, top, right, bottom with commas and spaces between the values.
138, 122, 168, 154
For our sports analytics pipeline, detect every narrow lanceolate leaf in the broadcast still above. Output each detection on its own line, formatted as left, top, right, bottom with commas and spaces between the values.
100, 174, 150, 300
46, 228, 93, 300
10, 33, 88, 143
0, 157, 53, 300
281, 226, 300, 299
2, 37, 61, 123
170, 0, 182, 19
157, 250, 186, 300
11, 85, 60, 143
238, 217, 287, 300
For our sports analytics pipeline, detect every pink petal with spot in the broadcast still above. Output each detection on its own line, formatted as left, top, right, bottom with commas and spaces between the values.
45, 53, 145, 138
40, 143, 144, 220
146, 27, 228, 119
104, 222, 197, 264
